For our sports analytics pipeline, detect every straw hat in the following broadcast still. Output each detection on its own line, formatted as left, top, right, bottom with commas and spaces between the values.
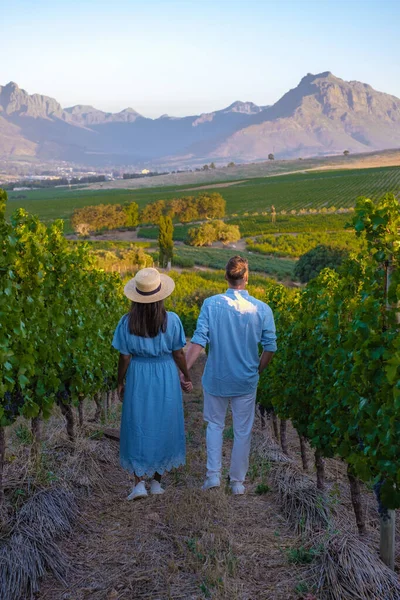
124, 268, 175, 303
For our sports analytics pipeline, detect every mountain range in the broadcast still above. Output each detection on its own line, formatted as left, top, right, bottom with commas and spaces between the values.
1, 72, 400, 166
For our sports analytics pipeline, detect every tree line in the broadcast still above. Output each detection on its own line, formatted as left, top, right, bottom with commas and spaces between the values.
71, 202, 140, 235
140, 192, 225, 224
5, 175, 106, 190
71, 192, 226, 234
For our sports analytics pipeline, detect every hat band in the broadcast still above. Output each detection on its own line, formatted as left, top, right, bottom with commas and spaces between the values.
136, 283, 162, 296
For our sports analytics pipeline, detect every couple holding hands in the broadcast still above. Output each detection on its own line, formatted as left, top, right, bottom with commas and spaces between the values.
113, 256, 276, 500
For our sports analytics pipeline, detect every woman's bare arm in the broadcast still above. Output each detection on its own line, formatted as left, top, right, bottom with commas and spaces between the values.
117, 353, 131, 401
172, 348, 191, 380
172, 348, 193, 392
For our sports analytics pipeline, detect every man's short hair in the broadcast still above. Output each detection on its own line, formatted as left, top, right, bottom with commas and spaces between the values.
226, 256, 249, 282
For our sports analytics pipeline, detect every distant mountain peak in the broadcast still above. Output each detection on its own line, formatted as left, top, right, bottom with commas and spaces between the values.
223, 101, 264, 114
0, 81, 63, 119
65, 105, 98, 113
119, 107, 140, 114
1, 74, 400, 165
64, 104, 142, 124
3, 81, 20, 90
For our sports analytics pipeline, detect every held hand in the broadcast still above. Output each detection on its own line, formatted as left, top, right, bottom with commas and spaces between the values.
181, 380, 193, 393
180, 372, 193, 393
118, 383, 125, 402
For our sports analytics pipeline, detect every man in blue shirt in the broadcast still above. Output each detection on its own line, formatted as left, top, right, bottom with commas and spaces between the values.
185, 256, 277, 495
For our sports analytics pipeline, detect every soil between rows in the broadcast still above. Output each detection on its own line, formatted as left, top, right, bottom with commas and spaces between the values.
38, 354, 305, 600
37, 353, 400, 599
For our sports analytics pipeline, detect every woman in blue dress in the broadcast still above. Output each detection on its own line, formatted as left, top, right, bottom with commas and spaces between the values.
112, 268, 192, 500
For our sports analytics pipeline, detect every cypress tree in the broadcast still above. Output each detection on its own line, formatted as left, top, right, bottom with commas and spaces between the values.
158, 216, 174, 269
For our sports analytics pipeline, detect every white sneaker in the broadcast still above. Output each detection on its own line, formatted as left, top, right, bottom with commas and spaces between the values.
202, 475, 221, 490
230, 482, 245, 495
127, 481, 148, 501
150, 479, 165, 495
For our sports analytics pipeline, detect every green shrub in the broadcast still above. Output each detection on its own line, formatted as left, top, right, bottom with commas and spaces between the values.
294, 245, 350, 283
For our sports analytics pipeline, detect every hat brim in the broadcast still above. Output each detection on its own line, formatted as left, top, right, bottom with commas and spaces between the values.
124, 273, 175, 304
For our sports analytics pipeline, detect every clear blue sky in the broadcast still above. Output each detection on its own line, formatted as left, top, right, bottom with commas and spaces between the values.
1, 0, 400, 118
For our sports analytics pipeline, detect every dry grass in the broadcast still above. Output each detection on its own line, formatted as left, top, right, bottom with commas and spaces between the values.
38, 447, 300, 600
307, 532, 400, 600
0, 488, 78, 600
252, 430, 294, 465
252, 430, 330, 535
271, 464, 330, 535
37, 357, 303, 600
0, 409, 120, 600
254, 422, 400, 599
4, 412, 119, 499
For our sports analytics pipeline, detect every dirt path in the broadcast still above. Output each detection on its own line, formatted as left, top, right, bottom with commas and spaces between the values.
39, 355, 302, 600
180, 180, 247, 192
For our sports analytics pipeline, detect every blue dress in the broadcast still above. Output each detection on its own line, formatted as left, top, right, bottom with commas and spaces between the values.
112, 311, 186, 477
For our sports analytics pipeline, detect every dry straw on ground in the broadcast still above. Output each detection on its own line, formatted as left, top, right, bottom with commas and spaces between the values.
38, 361, 302, 600
307, 532, 400, 600
252, 431, 330, 534
271, 464, 330, 535
252, 426, 400, 600
0, 415, 119, 600
0, 488, 77, 600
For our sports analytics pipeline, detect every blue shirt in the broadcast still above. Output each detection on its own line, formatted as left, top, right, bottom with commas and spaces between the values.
191, 289, 277, 397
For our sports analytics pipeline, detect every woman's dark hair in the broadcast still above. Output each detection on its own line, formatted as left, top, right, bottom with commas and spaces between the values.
128, 300, 167, 338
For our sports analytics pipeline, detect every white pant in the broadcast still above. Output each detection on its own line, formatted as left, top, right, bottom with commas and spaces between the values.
203, 390, 256, 484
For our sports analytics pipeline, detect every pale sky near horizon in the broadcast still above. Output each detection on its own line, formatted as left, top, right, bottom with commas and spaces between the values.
1, 0, 400, 118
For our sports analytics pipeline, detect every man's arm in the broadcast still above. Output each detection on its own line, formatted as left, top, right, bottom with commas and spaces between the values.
258, 350, 274, 375
259, 306, 277, 375
186, 302, 210, 370
185, 343, 204, 370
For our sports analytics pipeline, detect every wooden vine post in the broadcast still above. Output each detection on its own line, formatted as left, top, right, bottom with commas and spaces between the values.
298, 434, 308, 472
347, 464, 366, 535
93, 392, 102, 422
0, 426, 5, 505
271, 412, 279, 441
315, 448, 325, 491
380, 506, 395, 570
31, 416, 42, 459
279, 419, 288, 455
380, 255, 396, 569
78, 394, 84, 427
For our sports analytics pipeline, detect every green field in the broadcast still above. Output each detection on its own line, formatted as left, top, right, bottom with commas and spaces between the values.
247, 230, 365, 258
5, 165, 400, 233
140, 224, 190, 241
172, 246, 296, 280
139, 212, 354, 240
71, 238, 295, 281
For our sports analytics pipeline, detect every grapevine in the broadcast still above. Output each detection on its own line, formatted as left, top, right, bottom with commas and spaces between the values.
258, 193, 400, 553
0, 189, 125, 500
